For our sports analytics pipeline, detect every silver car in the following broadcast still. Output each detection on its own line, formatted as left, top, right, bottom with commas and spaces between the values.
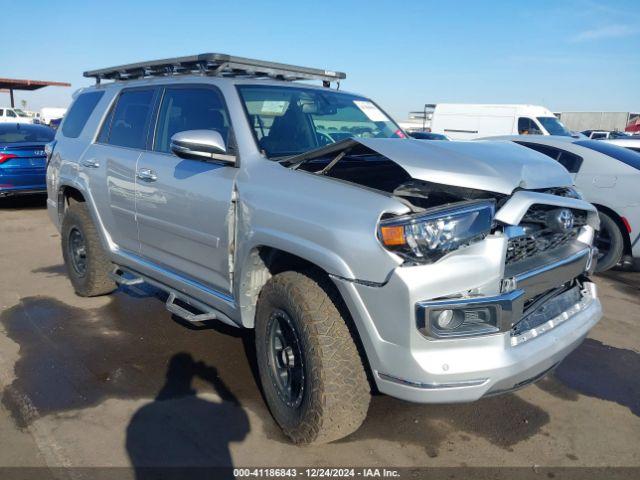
46, 53, 602, 444
486, 135, 640, 271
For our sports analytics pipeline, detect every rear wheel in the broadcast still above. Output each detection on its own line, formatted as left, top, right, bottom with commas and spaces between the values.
61, 199, 117, 296
595, 211, 625, 272
255, 271, 371, 444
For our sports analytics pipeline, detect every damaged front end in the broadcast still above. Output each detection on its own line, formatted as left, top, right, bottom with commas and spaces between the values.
285, 137, 602, 402
283, 138, 587, 272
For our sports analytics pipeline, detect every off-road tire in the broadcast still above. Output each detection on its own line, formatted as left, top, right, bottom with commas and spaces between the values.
61, 199, 117, 296
255, 271, 371, 444
595, 211, 625, 272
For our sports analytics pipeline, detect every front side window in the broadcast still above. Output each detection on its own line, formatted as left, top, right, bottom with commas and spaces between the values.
237, 85, 403, 158
6, 110, 17, 118
62, 91, 104, 138
102, 89, 155, 149
154, 86, 232, 154
518, 117, 542, 135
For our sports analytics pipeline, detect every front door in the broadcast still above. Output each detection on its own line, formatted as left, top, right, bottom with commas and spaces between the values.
135, 84, 238, 295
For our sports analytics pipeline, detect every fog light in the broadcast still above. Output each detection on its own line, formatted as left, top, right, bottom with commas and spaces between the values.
436, 309, 454, 328
431, 309, 464, 330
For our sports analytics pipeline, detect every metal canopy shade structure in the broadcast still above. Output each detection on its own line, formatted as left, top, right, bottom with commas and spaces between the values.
0, 78, 71, 107
83, 53, 346, 86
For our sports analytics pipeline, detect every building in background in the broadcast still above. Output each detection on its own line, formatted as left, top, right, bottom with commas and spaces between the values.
556, 111, 640, 133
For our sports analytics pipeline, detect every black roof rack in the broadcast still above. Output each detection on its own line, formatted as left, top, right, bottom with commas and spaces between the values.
83, 53, 346, 86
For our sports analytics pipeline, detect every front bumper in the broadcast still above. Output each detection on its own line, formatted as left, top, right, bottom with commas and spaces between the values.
331, 237, 602, 404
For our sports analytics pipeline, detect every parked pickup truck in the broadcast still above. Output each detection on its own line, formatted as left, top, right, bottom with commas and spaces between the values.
46, 54, 602, 444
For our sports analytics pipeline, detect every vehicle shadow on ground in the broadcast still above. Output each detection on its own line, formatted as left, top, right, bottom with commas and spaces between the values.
339, 391, 551, 457
0, 194, 47, 210
2, 282, 638, 462
126, 353, 249, 478
0, 288, 260, 426
536, 338, 640, 417
530, 269, 640, 415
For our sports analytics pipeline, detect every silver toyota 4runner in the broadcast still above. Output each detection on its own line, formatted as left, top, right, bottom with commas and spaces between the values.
46, 53, 602, 444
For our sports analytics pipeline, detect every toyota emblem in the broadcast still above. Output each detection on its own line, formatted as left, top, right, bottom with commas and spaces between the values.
548, 208, 575, 232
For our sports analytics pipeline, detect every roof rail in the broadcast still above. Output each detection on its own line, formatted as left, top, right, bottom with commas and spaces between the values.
83, 53, 346, 86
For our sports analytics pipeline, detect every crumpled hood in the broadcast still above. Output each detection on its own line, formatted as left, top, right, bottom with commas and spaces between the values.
355, 138, 573, 194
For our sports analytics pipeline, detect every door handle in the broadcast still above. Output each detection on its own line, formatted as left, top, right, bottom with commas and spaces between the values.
81, 159, 100, 168
136, 168, 157, 182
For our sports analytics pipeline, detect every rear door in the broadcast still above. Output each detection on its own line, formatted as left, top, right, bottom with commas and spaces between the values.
136, 84, 238, 295
81, 87, 158, 254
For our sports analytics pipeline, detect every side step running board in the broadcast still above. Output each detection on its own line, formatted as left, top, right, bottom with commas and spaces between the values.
110, 268, 144, 286
165, 292, 218, 323
110, 264, 236, 327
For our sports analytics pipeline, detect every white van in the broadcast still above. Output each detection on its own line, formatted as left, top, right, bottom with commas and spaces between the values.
0, 107, 34, 124
429, 104, 572, 140
40, 107, 67, 125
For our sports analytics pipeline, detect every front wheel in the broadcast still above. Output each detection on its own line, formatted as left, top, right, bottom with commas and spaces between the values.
595, 211, 625, 272
255, 271, 371, 444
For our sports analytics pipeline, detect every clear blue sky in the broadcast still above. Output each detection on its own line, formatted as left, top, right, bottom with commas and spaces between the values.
2, 0, 639, 119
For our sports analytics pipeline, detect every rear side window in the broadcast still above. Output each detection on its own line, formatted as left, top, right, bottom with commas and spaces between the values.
574, 140, 640, 171
62, 91, 104, 138
153, 86, 232, 154
101, 89, 155, 149
516, 141, 583, 173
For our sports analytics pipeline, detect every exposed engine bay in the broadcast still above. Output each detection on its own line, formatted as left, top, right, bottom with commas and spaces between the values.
284, 141, 506, 212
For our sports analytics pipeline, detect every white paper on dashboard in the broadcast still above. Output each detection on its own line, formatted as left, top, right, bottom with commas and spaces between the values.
353, 100, 388, 122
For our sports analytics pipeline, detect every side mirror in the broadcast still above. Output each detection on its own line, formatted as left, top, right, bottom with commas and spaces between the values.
170, 130, 236, 165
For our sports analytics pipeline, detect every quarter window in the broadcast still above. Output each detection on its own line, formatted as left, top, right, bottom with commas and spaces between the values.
103, 89, 155, 149
153, 87, 232, 154
516, 142, 583, 173
62, 91, 104, 138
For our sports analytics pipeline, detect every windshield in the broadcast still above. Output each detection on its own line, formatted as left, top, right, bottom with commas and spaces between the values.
537, 117, 572, 136
13, 109, 29, 117
237, 85, 404, 158
574, 140, 640, 170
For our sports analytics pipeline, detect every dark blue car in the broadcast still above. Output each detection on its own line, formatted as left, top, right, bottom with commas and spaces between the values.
0, 123, 55, 197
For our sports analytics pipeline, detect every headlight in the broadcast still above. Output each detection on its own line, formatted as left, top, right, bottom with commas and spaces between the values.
378, 200, 495, 263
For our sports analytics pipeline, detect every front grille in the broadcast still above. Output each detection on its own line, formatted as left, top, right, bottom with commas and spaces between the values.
505, 205, 587, 265
506, 230, 578, 264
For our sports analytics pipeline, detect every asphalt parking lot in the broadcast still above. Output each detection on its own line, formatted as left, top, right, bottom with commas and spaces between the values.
0, 196, 638, 475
